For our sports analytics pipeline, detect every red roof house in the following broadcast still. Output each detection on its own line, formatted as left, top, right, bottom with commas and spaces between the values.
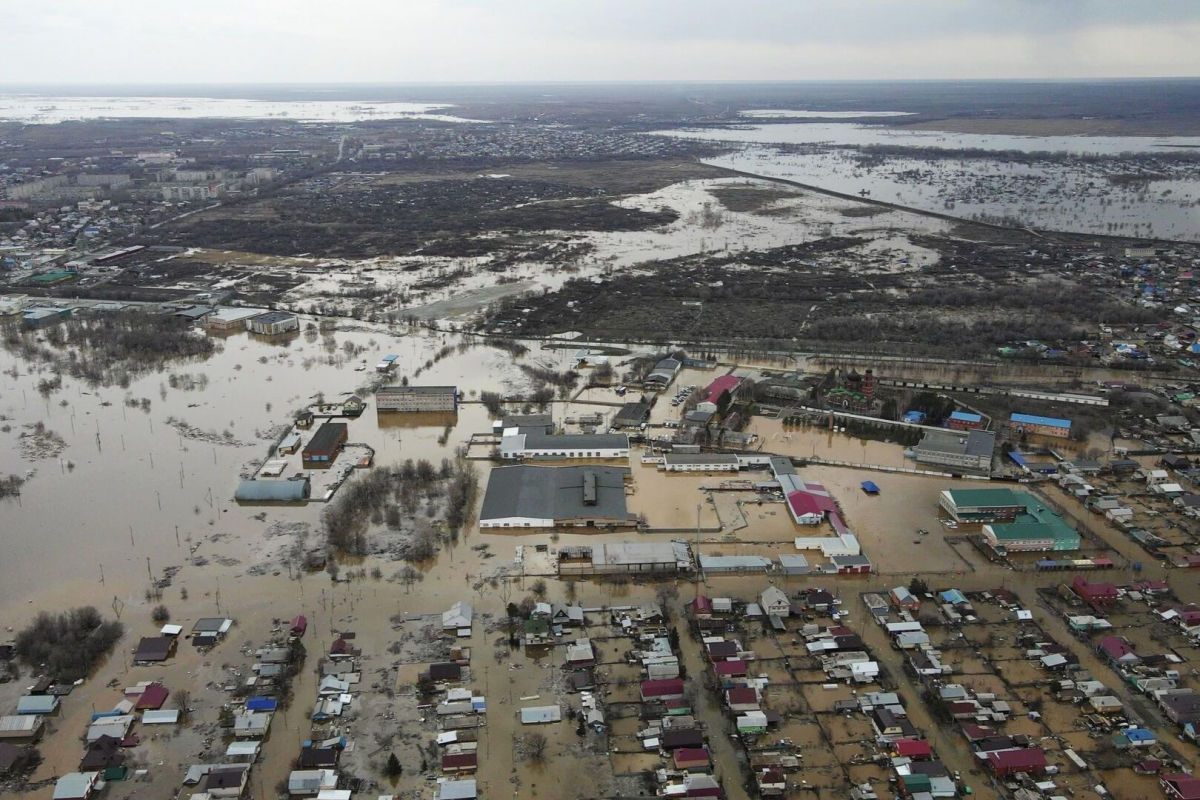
641, 679, 685, 701
726, 687, 759, 711
893, 739, 932, 759
441, 752, 478, 774
1097, 635, 1140, 665
135, 683, 169, 711
1071, 577, 1118, 611
672, 747, 711, 771
985, 748, 1047, 777
1163, 773, 1200, 800
712, 660, 748, 678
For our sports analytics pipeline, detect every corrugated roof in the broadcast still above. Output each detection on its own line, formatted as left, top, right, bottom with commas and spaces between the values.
1011, 413, 1071, 429
480, 465, 634, 523
943, 488, 1025, 508
235, 479, 309, 502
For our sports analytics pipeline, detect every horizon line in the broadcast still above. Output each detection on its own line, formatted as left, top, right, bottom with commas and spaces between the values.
2, 76, 1200, 88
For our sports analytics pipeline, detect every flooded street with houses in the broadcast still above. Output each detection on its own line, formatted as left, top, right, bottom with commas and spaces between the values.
2, 314, 1199, 800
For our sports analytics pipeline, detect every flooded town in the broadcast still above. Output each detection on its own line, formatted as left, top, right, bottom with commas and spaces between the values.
6, 66, 1200, 800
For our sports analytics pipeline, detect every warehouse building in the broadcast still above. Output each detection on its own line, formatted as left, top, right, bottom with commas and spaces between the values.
479, 465, 637, 528
558, 541, 693, 576
644, 358, 681, 389
939, 488, 1026, 523
302, 422, 347, 467
612, 402, 651, 429
0, 714, 44, 742
204, 307, 267, 332
376, 385, 458, 412
499, 432, 629, 460
946, 410, 984, 430
234, 478, 310, 503
1010, 412, 1072, 438
698, 554, 772, 574
663, 454, 740, 473
492, 414, 554, 436
913, 429, 995, 473
983, 502, 1081, 553
248, 311, 299, 335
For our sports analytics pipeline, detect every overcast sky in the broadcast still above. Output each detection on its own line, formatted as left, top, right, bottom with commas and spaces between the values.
2, 0, 1199, 84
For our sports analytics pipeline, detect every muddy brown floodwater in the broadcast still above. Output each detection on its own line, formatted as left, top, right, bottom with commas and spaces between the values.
3, 318, 1200, 800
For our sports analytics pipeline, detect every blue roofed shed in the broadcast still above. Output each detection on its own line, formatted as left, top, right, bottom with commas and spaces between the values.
939, 589, 968, 606
245, 697, 278, 712
860, 481, 880, 495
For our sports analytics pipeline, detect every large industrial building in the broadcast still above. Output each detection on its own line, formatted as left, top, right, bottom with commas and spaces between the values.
643, 358, 681, 389
939, 488, 1026, 523
662, 454, 740, 472
376, 386, 458, 412
942, 488, 1080, 553
302, 422, 347, 467
983, 503, 1081, 553
499, 432, 629, 460
1010, 412, 1072, 438
248, 311, 300, 335
557, 541, 693, 575
479, 465, 637, 529
913, 429, 995, 474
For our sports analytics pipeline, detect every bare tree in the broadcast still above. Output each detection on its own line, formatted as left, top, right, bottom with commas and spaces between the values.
525, 732, 548, 762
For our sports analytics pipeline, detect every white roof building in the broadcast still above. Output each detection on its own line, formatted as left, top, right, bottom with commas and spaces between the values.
442, 601, 473, 631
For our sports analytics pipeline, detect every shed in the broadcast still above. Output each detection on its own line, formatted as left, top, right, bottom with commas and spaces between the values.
519, 706, 561, 725
142, 710, 180, 725
133, 636, 176, 662
135, 683, 169, 710
16, 695, 59, 715
290, 616, 308, 637
861, 480, 880, 495
436, 779, 478, 800
52, 772, 99, 800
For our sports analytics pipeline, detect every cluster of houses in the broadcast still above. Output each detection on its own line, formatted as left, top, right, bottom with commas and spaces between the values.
46, 680, 182, 800
622, 601, 730, 799
864, 586, 981, 677
414, 603, 485, 799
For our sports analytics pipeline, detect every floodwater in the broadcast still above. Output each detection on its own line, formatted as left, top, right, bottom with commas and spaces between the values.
279, 176, 948, 326
656, 121, 1200, 155
0, 95, 479, 124
0, 320, 536, 622
739, 110, 916, 119
652, 123, 1200, 241
7, 316, 1200, 799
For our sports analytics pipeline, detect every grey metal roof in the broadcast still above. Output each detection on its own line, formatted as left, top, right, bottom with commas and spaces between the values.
521, 432, 629, 450
664, 454, 739, 466
769, 457, 796, 476
480, 466, 635, 522
378, 385, 456, 395
613, 403, 650, 423
235, 479, 309, 502
500, 413, 553, 429
252, 311, 296, 324
916, 429, 995, 457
